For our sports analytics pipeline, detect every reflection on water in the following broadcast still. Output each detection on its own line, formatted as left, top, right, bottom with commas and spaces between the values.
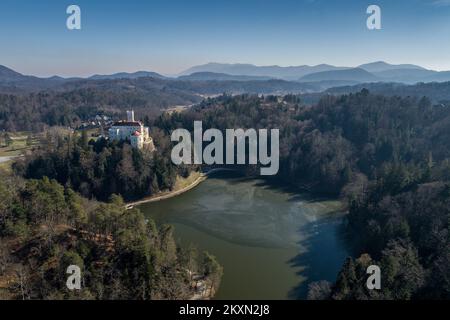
139, 172, 349, 299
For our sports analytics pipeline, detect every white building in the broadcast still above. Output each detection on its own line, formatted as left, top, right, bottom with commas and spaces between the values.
108, 110, 155, 150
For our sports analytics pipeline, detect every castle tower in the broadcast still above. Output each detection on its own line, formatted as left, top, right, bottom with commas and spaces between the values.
126, 110, 135, 122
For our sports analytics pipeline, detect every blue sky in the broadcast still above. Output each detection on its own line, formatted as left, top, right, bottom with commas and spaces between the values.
1, 0, 450, 77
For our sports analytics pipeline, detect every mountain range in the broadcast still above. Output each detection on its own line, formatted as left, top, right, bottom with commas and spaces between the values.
89, 71, 166, 80
180, 61, 450, 83
179, 62, 349, 80
2, 61, 450, 94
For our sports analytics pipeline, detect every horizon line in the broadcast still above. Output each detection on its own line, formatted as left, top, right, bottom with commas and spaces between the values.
2, 60, 448, 79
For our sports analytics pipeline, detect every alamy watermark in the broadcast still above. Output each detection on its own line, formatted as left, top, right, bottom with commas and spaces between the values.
66, 5, 81, 30
367, 5, 381, 30
65, 4, 380, 31
366, 265, 381, 290
66, 265, 81, 290
171, 121, 279, 176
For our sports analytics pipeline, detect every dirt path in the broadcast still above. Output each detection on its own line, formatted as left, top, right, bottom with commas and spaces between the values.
0, 156, 17, 164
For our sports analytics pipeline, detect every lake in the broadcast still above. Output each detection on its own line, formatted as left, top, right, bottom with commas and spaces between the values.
138, 172, 349, 299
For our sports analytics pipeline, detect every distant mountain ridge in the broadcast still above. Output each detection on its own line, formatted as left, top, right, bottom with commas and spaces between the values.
0, 66, 168, 93
299, 68, 379, 83
3, 61, 450, 94
0, 65, 67, 92
0, 65, 28, 82
180, 62, 350, 80
89, 71, 166, 80
180, 61, 447, 83
357, 61, 425, 72
177, 72, 274, 81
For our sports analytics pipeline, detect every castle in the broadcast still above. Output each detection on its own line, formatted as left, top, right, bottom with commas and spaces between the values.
108, 110, 154, 150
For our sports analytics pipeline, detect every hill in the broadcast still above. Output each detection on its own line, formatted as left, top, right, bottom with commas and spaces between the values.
89, 71, 166, 80
182, 61, 445, 83
325, 81, 450, 102
372, 68, 437, 83
0, 65, 167, 93
0, 65, 67, 92
424, 71, 450, 82
299, 68, 379, 83
358, 61, 425, 72
180, 62, 349, 80
0, 65, 28, 82
178, 72, 273, 81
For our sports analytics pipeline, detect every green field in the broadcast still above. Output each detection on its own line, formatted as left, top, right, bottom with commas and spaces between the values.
0, 132, 40, 172
0, 132, 39, 156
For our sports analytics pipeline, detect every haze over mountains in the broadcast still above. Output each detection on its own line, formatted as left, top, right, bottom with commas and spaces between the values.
2, 61, 450, 95
89, 71, 166, 81
180, 61, 450, 83
299, 68, 378, 83
180, 62, 349, 80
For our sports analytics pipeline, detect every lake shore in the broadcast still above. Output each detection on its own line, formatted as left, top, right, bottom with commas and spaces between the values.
125, 172, 206, 209
125, 168, 237, 209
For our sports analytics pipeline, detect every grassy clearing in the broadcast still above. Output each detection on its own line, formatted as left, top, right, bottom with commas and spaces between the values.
0, 161, 13, 174
0, 132, 40, 171
0, 132, 39, 157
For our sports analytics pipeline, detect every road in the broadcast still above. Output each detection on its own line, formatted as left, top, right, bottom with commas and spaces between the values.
0, 156, 16, 164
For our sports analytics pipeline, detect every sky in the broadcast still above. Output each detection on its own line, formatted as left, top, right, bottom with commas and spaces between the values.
1, 0, 450, 77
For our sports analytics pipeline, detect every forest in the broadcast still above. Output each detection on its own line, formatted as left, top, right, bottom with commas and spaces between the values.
325, 81, 450, 103
0, 81, 201, 132
0, 175, 222, 299
3, 76, 450, 133
13, 128, 193, 202
154, 91, 450, 299
4, 89, 450, 299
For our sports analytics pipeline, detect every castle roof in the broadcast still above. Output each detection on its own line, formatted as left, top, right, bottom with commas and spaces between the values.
111, 121, 142, 127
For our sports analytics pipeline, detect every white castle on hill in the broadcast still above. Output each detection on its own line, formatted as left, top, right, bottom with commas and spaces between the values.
108, 110, 155, 150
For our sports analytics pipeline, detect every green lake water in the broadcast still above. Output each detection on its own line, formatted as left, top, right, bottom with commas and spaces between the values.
138, 172, 349, 299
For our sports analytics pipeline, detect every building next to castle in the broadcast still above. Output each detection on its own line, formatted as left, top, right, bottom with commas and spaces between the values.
108, 111, 155, 150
